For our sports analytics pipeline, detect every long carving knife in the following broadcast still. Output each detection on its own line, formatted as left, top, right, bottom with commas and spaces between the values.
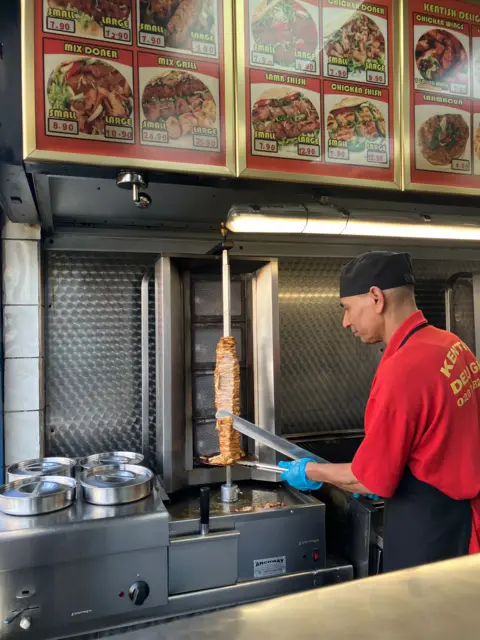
216, 410, 328, 464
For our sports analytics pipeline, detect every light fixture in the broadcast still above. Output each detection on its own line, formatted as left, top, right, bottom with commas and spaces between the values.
226, 205, 480, 241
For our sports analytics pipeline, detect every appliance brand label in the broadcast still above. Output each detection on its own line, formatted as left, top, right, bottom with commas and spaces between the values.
71, 609, 93, 617
253, 555, 286, 579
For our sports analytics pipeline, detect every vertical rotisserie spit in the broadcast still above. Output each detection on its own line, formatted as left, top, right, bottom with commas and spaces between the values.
207, 249, 244, 469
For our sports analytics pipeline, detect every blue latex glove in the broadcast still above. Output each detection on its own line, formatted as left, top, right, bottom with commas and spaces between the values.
353, 493, 380, 500
278, 459, 323, 491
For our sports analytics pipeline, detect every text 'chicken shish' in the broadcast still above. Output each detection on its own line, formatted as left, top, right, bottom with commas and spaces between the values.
210, 336, 244, 466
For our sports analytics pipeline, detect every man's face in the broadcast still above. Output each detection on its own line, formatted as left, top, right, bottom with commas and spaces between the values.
340, 289, 384, 344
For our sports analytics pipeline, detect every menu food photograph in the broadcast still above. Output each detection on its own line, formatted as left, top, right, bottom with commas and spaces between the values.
248, 0, 321, 74
138, 52, 221, 152
44, 0, 134, 43
324, 82, 389, 168
323, 3, 388, 86
406, 0, 480, 192
250, 72, 321, 160
137, 0, 219, 58
43, 39, 135, 143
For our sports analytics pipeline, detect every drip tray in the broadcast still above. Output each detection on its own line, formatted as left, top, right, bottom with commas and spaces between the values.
167, 481, 300, 520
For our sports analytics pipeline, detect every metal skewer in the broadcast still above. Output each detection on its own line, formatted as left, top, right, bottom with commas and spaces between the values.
220, 247, 238, 503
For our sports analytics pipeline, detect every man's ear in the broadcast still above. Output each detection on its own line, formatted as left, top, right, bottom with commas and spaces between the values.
369, 286, 386, 314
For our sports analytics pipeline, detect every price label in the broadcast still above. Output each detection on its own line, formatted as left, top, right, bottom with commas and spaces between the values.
297, 143, 320, 158
105, 125, 134, 143
140, 32, 165, 48
328, 146, 349, 160
295, 59, 317, 73
366, 150, 388, 164
252, 51, 274, 66
452, 158, 470, 172
48, 118, 78, 135
366, 69, 386, 85
327, 63, 348, 79
142, 129, 168, 144
254, 139, 278, 153
104, 26, 131, 43
46, 17, 75, 33
193, 134, 219, 149
192, 41, 217, 57
449, 82, 468, 95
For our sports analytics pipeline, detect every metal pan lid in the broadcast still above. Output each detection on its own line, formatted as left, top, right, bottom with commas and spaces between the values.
79, 452, 144, 469
80, 464, 153, 489
0, 476, 77, 516
7, 457, 76, 479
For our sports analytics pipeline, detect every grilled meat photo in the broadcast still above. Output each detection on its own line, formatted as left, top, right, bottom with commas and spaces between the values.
252, 88, 320, 148
327, 97, 386, 153
415, 29, 468, 85
140, 0, 215, 50
47, 59, 133, 136
325, 12, 385, 75
251, 0, 318, 68
142, 70, 216, 140
48, 0, 131, 34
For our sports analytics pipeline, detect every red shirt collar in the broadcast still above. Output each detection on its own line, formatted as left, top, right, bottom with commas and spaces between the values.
382, 310, 428, 361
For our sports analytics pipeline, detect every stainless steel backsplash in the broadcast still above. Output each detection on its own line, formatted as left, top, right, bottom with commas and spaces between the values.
45, 252, 157, 462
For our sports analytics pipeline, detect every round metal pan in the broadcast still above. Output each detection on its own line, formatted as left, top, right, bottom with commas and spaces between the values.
7, 457, 76, 483
80, 464, 153, 506
78, 452, 144, 470
0, 476, 77, 516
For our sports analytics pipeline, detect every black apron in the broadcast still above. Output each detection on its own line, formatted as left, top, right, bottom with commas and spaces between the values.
381, 322, 472, 573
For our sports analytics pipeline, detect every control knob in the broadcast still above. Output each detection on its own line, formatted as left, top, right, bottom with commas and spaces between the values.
128, 581, 150, 606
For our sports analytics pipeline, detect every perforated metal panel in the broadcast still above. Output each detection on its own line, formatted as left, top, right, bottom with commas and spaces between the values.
45, 252, 157, 464
278, 257, 480, 437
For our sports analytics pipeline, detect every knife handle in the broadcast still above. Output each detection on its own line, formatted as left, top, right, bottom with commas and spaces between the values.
200, 486, 210, 535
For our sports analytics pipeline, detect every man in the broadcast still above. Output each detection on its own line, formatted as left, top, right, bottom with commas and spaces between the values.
279, 251, 480, 572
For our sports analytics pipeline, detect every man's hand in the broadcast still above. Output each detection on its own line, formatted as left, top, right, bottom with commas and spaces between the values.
278, 459, 323, 491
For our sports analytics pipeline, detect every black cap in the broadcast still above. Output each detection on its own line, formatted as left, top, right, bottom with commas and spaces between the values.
340, 251, 415, 298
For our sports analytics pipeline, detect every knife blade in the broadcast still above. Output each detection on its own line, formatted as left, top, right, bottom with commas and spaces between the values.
215, 411, 328, 464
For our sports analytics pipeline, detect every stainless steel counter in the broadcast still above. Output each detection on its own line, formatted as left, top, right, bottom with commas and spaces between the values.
102, 553, 480, 639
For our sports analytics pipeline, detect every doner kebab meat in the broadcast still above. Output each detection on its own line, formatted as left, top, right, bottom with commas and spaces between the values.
209, 336, 244, 465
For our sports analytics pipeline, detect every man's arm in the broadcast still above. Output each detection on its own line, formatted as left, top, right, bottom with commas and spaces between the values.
306, 462, 372, 494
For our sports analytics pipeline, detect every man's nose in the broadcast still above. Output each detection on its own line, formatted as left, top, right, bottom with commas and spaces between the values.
342, 312, 350, 329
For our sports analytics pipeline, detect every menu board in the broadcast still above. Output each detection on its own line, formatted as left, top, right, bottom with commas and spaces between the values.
24, 1, 234, 176
237, 0, 399, 188
405, 0, 480, 193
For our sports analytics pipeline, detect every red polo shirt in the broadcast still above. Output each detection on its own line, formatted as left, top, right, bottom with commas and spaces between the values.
352, 310, 480, 553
